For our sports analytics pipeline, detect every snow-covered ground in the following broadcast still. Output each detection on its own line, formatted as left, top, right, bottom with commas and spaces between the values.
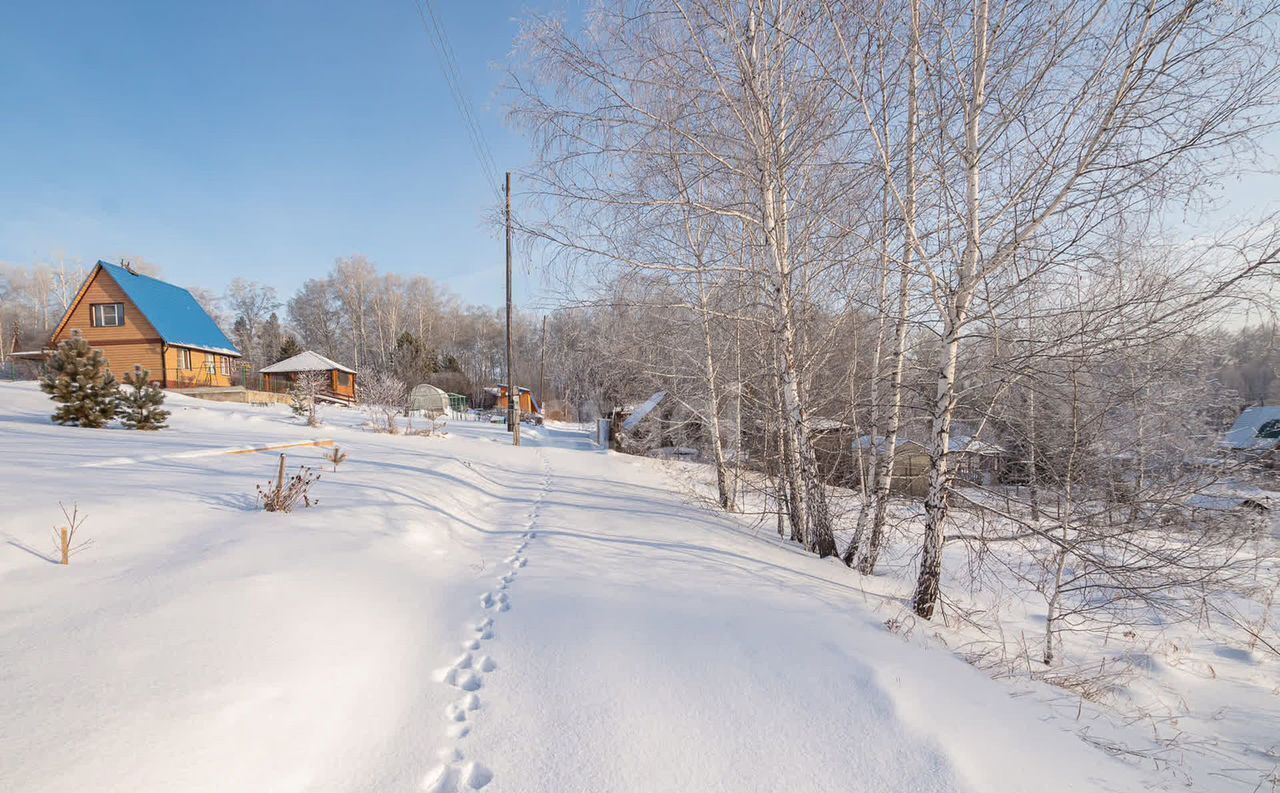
0, 380, 1230, 792
668, 463, 1280, 793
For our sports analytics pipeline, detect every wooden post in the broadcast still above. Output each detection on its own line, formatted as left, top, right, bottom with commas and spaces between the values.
59, 527, 69, 565
275, 454, 287, 503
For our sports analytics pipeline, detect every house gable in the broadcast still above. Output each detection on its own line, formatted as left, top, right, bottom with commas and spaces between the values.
50, 263, 163, 346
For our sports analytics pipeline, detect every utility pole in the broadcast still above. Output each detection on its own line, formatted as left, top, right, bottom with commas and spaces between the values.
505, 171, 520, 445
539, 314, 547, 412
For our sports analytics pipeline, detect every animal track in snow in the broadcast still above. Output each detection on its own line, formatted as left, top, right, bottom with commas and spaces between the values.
422, 449, 552, 793
448, 669, 482, 692
445, 723, 470, 739
422, 759, 494, 792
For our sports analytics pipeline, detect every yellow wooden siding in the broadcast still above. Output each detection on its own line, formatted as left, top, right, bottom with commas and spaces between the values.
93, 341, 166, 382
331, 370, 357, 398
166, 346, 234, 388
497, 389, 537, 414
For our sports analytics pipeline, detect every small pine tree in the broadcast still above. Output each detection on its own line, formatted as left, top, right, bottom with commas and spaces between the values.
277, 335, 303, 362
39, 330, 119, 427
117, 365, 170, 430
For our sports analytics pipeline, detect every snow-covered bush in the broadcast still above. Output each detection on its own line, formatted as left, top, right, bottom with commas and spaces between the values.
288, 371, 327, 427
360, 372, 408, 434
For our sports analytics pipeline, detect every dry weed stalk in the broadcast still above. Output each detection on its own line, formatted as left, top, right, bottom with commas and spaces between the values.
324, 445, 349, 472
256, 453, 321, 512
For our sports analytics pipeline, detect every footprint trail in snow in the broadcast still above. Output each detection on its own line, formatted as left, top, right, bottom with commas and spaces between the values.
421, 450, 553, 792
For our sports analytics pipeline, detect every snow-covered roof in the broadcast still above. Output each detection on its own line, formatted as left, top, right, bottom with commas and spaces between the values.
852, 435, 910, 452
1187, 483, 1277, 512
623, 391, 666, 431
259, 351, 356, 374
1224, 406, 1280, 450
808, 417, 852, 432
96, 261, 241, 357
950, 435, 1006, 455
852, 434, 1005, 455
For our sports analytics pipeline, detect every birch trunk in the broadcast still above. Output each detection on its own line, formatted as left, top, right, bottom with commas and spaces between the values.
844, 188, 891, 567
913, 0, 988, 619
697, 269, 735, 512
858, 0, 920, 575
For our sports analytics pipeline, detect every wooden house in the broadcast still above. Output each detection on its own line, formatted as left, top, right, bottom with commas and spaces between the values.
48, 260, 241, 387
259, 351, 357, 403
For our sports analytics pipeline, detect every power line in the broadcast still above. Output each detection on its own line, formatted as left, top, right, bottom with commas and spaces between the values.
410, 0, 503, 198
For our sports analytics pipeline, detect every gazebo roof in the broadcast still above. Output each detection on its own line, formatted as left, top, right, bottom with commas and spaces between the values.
259, 351, 356, 375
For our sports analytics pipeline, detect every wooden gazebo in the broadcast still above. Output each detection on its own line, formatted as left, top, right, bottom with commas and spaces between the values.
259, 351, 357, 403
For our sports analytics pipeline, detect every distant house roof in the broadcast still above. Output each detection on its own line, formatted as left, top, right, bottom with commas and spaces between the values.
1225, 406, 1280, 450
808, 417, 853, 433
852, 434, 1005, 455
95, 261, 240, 357
852, 435, 910, 453
949, 435, 1006, 455
260, 350, 356, 374
623, 391, 666, 431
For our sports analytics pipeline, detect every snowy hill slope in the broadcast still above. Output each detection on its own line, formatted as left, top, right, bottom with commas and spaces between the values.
0, 381, 1147, 792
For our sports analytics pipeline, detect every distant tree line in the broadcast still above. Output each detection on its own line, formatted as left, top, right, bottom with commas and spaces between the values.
0, 255, 550, 407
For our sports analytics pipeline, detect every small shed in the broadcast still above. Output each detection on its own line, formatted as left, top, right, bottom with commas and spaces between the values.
260, 351, 357, 403
491, 384, 542, 416
852, 434, 1006, 495
808, 418, 858, 486
409, 384, 450, 417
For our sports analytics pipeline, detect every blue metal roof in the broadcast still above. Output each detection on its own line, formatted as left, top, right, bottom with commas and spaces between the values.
97, 261, 241, 356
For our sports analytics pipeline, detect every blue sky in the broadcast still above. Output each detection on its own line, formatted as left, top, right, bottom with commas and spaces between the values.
0, 0, 546, 306
1, 2, 1275, 310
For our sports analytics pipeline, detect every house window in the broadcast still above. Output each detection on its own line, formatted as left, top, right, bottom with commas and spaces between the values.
220, 356, 231, 376
91, 303, 125, 327
177, 348, 192, 369
336, 372, 351, 387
